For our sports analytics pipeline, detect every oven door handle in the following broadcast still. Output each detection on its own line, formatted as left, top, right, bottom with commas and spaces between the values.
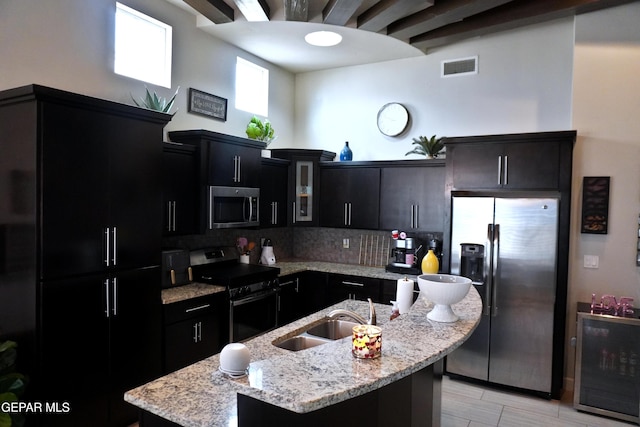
231, 288, 278, 307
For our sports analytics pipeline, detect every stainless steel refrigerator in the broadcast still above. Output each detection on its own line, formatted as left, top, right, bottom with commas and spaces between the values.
447, 196, 559, 395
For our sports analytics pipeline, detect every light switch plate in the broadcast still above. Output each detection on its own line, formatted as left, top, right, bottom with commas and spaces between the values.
584, 255, 599, 268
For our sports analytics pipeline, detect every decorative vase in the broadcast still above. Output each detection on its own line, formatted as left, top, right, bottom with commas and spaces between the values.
421, 249, 439, 274
340, 141, 353, 161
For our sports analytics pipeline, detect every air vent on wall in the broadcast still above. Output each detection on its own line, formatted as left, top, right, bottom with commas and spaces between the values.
441, 56, 478, 78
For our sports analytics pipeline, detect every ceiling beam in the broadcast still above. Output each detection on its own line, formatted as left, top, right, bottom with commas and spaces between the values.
323, 0, 364, 26
183, 0, 233, 24
357, 0, 434, 33
410, 0, 638, 51
284, 0, 309, 22
388, 0, 514, 41
233, 0, 270, 22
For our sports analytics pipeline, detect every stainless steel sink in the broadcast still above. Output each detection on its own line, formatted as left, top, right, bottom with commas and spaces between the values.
305, 319, 359, 340
273, 335, 331, 351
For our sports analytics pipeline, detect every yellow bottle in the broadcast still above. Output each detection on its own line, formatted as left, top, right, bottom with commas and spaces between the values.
421, 249, 439, 274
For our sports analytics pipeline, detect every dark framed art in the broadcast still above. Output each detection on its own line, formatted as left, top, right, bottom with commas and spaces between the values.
581, 176, 610, 234
188, 88, 227, 121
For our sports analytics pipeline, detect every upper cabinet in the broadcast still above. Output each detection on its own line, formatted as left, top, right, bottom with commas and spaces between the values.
260, 158, 290, 228
379, 160, 446, 232
162, 142, 198, 236
168, 130, 263, 188
270, 149, 336, 226
319, 164, 380, 230
445, 131, 576, 191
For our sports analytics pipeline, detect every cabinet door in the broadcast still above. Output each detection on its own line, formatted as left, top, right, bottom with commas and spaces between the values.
109, 268, 162, 426
40, 102, 110, 279
503, 141, 559, 189
379, 166, 445, 232
162, 144, 198, 235
327, 274, 381, 305
320, 167, 380, 229
448, 143, 503, 189
209, 142, 261, 187
164, 314, 221, 373
260, 161, 289, 227
108, 115, 163, 270
277, 276, 300, 326
40, 276, 110, 427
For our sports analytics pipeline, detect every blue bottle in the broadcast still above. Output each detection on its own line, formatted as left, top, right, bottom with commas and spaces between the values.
340, 141, 353, 161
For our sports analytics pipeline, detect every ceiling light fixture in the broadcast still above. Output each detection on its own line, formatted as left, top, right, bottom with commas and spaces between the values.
304, 31, 342, 47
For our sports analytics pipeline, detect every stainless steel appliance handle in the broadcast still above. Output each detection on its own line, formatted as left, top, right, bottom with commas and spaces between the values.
484, 225, 493, 316
231, 288, 278, 307
185, 304, 210, 313
244, 196, 251, 222
492, 224, 500, 317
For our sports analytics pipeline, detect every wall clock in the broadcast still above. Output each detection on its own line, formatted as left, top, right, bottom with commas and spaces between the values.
377, 102, 409, 137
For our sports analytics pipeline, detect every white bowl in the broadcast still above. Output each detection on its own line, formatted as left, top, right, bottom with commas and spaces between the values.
219, 343, 250, 374
418, 274, 472, 322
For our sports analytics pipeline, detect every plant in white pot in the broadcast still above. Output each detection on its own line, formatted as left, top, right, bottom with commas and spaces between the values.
406, 134, 444, 159
245, 116, 276, 157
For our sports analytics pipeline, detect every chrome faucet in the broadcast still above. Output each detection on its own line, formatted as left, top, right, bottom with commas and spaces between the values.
328, 298, 377, 325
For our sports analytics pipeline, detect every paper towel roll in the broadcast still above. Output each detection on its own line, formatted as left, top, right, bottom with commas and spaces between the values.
396, 278, 414, 314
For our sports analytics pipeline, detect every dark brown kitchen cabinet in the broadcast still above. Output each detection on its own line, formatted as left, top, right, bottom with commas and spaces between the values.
278, 271, 328, 326
162, 142, 198, 236
326, 274, 381, 305
163, 292, 227, 373
0, 84, 170, 427
270, 149, 336, 226
379, 161, 446, 232
260, 158, 290, 227
445, 131, 576, 191
39, 268, 162, 427
168, 129, 263, 188
319, 165, 380, 229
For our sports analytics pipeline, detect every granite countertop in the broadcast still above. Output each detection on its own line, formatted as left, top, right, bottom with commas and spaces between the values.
161, 260, 418, 305
126, 287, 482, 427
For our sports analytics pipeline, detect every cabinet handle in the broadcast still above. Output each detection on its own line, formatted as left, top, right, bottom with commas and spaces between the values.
497, 156, 503, 185
414, 204, 419, 228
292, 202, 296, 224
172, 201, 176, 231
233, 156, 238, 182
193, 322, 199, 343
112, 227, 117, 266
344, 203, 348, 226
274, 202, 278, 225
105, 227, 110, 267
198, 322, 202, 342
342, 281, 364, 287
104, 279, 111, 317
503, 155, 508, 186
237, 156, 241, 182
112, 277, 118, 316
348, 203, 352, 226
167, 202, 173, 231
185, 303, 210, 313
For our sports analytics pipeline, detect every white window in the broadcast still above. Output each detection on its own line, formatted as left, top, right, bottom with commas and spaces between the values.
235, 57, 269, 116
114, 2, 172, 88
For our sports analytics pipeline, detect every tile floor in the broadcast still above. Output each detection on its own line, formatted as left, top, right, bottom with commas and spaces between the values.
442, 376, 636, 427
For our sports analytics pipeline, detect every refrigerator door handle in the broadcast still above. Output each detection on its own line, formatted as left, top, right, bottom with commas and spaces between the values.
484, 224, 494, 316
491, 224, 500, 317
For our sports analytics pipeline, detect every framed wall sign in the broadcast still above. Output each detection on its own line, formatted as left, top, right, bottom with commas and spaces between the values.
188, 88, 227, 121
581, 176, 610, 234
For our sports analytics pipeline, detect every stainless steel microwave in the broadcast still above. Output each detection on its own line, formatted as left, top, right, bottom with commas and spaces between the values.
208, 186, 260, 229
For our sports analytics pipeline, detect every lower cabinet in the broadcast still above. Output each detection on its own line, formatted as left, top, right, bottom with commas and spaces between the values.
38, 268, 162, 427
327, 274, 381, 305
278, 272, 328, 326
163, 292, 228, 374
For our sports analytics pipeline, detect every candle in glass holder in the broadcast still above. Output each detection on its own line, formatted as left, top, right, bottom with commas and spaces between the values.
352, 325, 382, 359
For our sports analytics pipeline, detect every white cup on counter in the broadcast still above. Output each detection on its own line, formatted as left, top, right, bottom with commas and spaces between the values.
219, 343, 250, 375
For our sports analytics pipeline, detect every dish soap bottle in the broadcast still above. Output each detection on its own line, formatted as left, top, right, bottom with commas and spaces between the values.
421, 249, 439, 274
339, 141, 353, 161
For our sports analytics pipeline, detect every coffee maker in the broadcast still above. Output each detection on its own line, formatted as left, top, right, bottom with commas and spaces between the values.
386, 237, 421, 275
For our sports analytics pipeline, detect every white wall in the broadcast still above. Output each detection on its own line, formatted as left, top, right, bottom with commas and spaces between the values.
294, 18, 574, 160
567, 1, 640, 385
0, 0, 296, 145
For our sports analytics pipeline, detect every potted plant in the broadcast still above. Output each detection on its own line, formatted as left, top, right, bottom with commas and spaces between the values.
405, 135, 444, 159
0, 340, 27, 427
245, 116, 276, 157
131, 86, 179, 114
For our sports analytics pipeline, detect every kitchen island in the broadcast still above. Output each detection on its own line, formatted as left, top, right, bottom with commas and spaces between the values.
125, 287, 482, 427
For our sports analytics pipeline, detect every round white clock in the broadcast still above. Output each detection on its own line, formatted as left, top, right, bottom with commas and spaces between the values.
377, 102, 409, 137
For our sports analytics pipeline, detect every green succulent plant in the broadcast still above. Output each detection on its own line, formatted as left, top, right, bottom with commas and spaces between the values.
0, 340, 27, 427
245, 116, 276, 146
406, 134, 444, 158
131, 86, 179, 114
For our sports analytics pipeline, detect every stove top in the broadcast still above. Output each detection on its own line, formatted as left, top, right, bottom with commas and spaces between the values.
189, 247, 280, 288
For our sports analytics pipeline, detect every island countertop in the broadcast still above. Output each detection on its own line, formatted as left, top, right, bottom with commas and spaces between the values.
126, 287, 482, 427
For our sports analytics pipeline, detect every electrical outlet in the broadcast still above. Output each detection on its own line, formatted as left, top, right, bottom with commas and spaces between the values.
343, 238, 350, 249
584, 255, 599, 269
